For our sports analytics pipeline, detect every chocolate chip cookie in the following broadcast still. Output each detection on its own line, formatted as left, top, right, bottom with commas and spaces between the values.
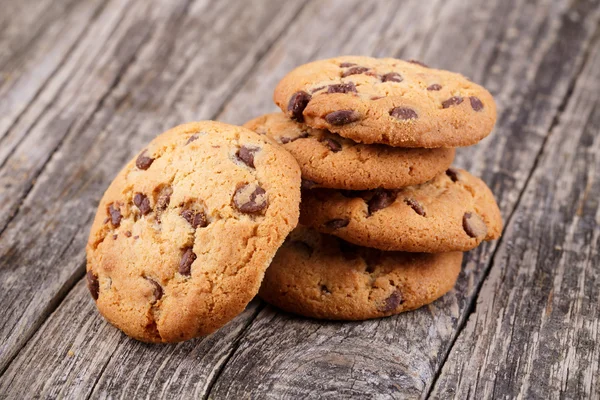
244, 112, 455, 190
86, 121, 301, 343
259, 226, 463, 320
274, 56, 496, 148
299, 169, 502, 252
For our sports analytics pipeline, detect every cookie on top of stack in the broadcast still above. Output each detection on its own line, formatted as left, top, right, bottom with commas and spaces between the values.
245, 56, 502, 320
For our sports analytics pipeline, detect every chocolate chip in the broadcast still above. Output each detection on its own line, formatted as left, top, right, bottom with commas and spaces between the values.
156, 185, 173, 211
463, 212, 488, 239
408, 59, 428, 67
124, 231, 132, 237
470, 96, 484, 111
136, 150, 154, 170
112, 234, 118, 240
146, 277, 163, 303
301, 179, 318, 190
181, 209, 208, 229
180, 210, 194, 226
390, 107, 418, 120
381, 72, 403, 83
368, 190, 397, 215
327, 83, 357, 94
193, 212, 208, 228
427, 84, 442, 91
133, 235, 139, 240
339, 62, 356, 67
325, 110, 360, 125
442, 96, 464, 108
134, 193, 152, 215
342, 66, 369, 77
291, 240, 313, 256
325, 218, 350, 229
233, 184, 268, 213
108, 204, 122, 227
280, 132, 309, 144
179, 248, 196, 276
404, 198, 425, 216
380, 289, 404, 312
446, 168, 460, 182
323, 138, 342, 152
287, 91, 311, 122
236, 146, 259, 168
87, 271, 99, 301
320, 285, 331, 294
186, 134, 199, 145
311, 86, 326, 93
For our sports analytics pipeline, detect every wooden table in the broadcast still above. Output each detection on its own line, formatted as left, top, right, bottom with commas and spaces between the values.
0, 0, 599, 398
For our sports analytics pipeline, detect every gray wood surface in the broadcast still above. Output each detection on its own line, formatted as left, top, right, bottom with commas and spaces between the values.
0, 0, 598, 398
431, 30, 600, 400
0, 0, 306, 375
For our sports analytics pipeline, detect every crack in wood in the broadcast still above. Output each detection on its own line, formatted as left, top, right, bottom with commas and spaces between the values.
425, 11, 600, 400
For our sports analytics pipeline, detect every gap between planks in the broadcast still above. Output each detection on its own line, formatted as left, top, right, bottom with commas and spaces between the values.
0, 0, 310, 383
0, 1, 158, 377
425, 13, 600, 400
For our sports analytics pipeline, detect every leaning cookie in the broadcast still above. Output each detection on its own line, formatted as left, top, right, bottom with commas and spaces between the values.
244, 112, 455, 190
274, 56, 496, 148
86, 121, 301, 343
259, 226, 463, 320
300, 169, 502, 252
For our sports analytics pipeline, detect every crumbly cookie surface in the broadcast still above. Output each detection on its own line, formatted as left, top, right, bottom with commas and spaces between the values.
86, 121, 301, 342
244, 112, 455, 190
259, 227, 463, 320
300, 169, 502, 252
274, 56, 496, 148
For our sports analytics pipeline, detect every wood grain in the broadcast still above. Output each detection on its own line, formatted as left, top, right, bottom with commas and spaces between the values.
0, 0, 104, 144
0, 0, 598, 397
211, 0, 600, 398
0, 0, 307, 376
0, 281, 262, 399
0, 0, 138, 234
430, 30, 600, 400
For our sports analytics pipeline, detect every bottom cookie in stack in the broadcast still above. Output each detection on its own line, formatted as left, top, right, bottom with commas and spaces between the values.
259, 226, 463, 320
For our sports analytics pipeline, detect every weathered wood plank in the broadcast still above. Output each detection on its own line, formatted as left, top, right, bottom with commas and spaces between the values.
0, 281, 262, 399
1, 0, 598, 398
430, 32, 600, 400
0, 0, 139, 234
0, 0, 307, 378
0, 0, 105, 154
209, 0, 600, 398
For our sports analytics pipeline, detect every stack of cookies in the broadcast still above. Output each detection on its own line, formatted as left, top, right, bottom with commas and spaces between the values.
85, 56, 502, 343
245, 56, 502, 320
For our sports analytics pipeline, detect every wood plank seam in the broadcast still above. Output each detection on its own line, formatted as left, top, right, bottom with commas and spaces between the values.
0, 2, 153, 241
0, 262, 86, 380
0, 211, 95, 379
0, 0, 109, 159
79, 2, 312, 391
83, 334, 124, 400
0, 0, 310, 387
201, 303, 266, 400
0, 0, 77, 71
209, 0, 312, 122
0, 11, 156, 377
424, 20, 600, 400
